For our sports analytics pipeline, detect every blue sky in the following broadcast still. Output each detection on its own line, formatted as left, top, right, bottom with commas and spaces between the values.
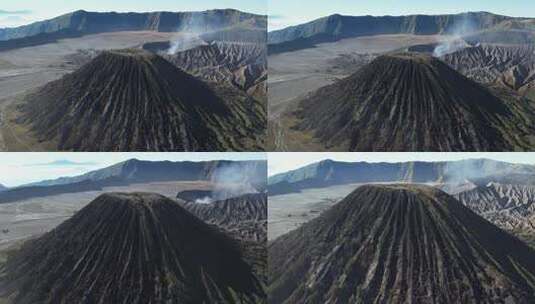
269, 0, 535, 30
0, 0, 266, 28
268, 153, 535, 176
0, 152, 266, 187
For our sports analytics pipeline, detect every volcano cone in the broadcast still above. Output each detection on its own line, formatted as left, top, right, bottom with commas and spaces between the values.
0, 192, 265, 304
269, 184, 535, 303
295, 53, 535, 151
21, 49, 265, 151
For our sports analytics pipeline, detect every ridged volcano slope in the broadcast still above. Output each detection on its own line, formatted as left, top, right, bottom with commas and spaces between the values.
295, 53, 535, 151
269, 184, 535, 304
20, 49, 265, 151
443, 44, 535, 97
0, 193, 265, 303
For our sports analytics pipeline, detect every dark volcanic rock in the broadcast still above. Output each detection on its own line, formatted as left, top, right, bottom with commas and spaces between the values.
269, 184, 535, 303
20, 49, 265, 151
0, 193, 265, 303
180, 193, 267, 242
294, 52, 535, 151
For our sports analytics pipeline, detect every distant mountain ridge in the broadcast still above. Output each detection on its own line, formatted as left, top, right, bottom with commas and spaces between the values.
29, 159, 266, 187
268, 159, 535, 195
0, 159, 266, 204
267, 12, 535, 54
0, 9, 266, 41
269, 12, 512, 45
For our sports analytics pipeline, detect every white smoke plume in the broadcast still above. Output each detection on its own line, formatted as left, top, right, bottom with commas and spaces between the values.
433, 16, 476, 57
194, 163, 266, 204
211, 164, 260, 199
167, 13, 209, 55
195, 197, 213, 204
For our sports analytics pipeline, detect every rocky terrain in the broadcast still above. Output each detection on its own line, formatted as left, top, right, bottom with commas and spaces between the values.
0, 192, 266, 303
443, 44, 535, 99
17, 49, 265, 151
456, 182, 535, 246
269, 184, 535, 303
164, 42, 267, 102
291, 53, 535, 151
180, 193, 267, 242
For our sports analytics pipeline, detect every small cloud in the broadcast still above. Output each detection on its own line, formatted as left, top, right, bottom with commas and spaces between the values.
0, 9, 32, 15
26, 160, 99, 167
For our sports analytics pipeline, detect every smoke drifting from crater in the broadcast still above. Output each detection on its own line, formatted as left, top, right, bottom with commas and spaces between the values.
167, 14, 209, 55
433, 17, 476, 57
194, 163, 266, 204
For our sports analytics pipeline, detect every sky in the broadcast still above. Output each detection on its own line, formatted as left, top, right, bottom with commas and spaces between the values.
0, 152, 266, 187
0, 0, 266, 28
269, 0, 535, 30
268, 152, 535, 176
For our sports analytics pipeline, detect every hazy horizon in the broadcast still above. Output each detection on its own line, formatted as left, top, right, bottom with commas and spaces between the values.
0, 152, 266, 187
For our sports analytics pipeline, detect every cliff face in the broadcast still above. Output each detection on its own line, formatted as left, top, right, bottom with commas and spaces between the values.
268, 12, 511, 45
269, 185, 535, 303
0, 193, 266, 304
0, 9, 266, 41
